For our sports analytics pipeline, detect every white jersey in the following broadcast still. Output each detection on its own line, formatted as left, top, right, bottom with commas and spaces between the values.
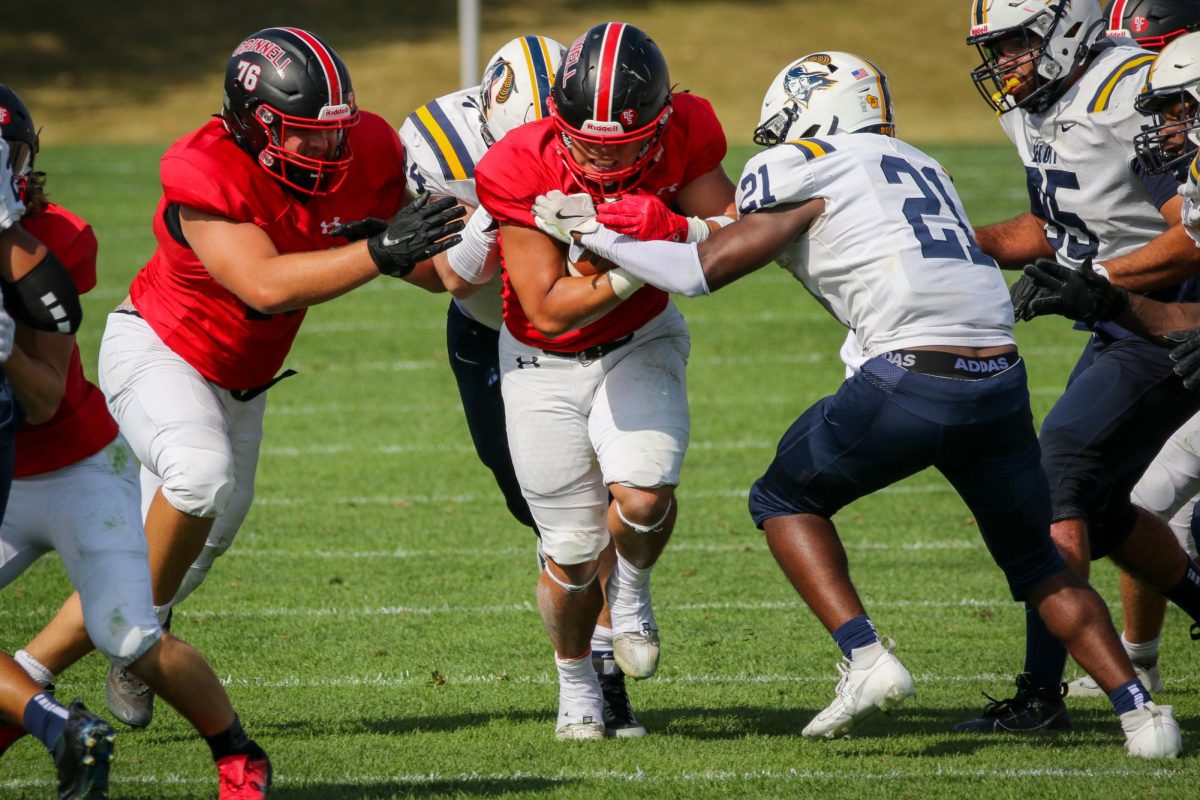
1000, 40, 1168, 269
737, 133, 1014, 357
399, 87, 503, 330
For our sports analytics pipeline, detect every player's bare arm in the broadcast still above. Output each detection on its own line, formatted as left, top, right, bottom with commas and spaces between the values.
974, 212, 1055, 268
502, 223, 625, 337
675, 165, 738, 228
699, 200, 823, 291
2, 327, 73, 424
1102, 196, 1200, 292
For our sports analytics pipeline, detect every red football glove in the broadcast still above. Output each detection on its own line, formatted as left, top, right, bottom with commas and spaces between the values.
596, 192, 689, 242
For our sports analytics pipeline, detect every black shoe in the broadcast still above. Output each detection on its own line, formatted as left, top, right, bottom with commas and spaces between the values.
593, 652, 647, 738
52, 700, 115, 800
1191, 623, 1199, 641
954, 674, 1072, 733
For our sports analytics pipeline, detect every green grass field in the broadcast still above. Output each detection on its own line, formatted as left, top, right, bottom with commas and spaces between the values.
1, 142, 1198, 799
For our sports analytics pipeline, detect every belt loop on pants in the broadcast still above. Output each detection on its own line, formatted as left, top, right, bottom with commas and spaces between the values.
542, 333, 634, 363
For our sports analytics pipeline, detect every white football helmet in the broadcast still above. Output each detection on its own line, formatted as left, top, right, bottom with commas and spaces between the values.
478, 35, 566, 147
967, 0, 1105, 114
753, 52, 895, 147
1134, 31, 1200, 173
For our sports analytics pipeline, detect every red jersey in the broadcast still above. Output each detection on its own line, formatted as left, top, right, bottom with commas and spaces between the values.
15, 203, 119, 477
475, 92, 727, 351
130, 111, 405, 390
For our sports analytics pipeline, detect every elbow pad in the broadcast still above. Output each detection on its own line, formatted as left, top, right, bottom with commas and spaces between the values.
3, 251, 83, 334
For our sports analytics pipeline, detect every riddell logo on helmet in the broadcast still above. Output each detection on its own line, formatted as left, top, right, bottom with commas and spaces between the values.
318, 103, 355, 121
970, 24, 989, 36
581, 120, 623, 135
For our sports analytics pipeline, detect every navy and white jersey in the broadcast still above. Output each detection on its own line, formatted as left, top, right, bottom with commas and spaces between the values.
399, 87, 503, 330
736, 133, 1013, 357
1000, 40, 1174, 269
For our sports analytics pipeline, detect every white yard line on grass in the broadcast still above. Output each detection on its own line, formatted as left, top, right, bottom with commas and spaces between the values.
0, 766, 1184, 792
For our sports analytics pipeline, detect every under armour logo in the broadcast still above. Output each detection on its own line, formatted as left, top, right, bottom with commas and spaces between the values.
319, 217, 343, 235
515, 356, 541, 369
655, 182, 680, 197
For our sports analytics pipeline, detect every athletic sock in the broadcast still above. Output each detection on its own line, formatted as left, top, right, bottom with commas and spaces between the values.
14, 650, 56, 689
591, 624, 614, 653
1121, 633, 1160, 667
1108, 679, 1151, 715
1022, 602, 1068, 690
1162, 560, 1200, 624
205, 715, 265, 762
832, 615, 879, 660
23, 693, 68, 752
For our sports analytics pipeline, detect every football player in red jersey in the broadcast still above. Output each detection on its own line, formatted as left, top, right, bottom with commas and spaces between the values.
1, 30, 461, 797
474, 22, 736, 739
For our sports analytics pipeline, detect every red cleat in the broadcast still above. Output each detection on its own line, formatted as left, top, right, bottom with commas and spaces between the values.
217, 752, 272, 799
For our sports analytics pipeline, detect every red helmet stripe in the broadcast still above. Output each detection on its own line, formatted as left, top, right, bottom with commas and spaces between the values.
1108, 0, 1128, 31
593, 22, 627, 122
279, 27, 343, 106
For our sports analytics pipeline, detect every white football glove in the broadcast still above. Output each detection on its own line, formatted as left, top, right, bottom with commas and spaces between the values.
0, 294, 14, 364
532, 190, 599, 244
0, 139, 26, 232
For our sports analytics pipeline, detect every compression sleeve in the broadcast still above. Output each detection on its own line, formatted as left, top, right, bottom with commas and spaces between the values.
446, 207, 499, 285
579, 226, 710, 297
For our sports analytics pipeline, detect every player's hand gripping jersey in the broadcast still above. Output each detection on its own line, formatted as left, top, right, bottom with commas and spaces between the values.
737, 133, 1013, 355
475, 92, 726, 351
130, 112, 405, 390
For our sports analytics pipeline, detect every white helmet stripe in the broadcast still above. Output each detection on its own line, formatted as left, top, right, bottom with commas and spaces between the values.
279, 27, 342, 106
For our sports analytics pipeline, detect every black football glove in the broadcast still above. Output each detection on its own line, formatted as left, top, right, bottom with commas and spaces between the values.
366, 193, 466, 278
328, 217, 388, 242
1166, 327, 1200, 390
1022, 258, 1129, 325
1009, 273, 1054, 322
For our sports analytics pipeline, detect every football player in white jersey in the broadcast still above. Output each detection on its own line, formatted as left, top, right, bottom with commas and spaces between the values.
532, 50, 1182, 758
964, 0, 1200, 731
394, 35, 646, 738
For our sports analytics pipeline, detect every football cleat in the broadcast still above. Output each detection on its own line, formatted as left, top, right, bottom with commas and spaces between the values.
52, 700, 115, 800
217, 751, 273, 799
612, 624, 660, 680
955, 673, 1072, 733
1121, 702, 1182, 759
593, 651, 647, 738
1068, 662, 1163, 698
105, 665, 154, 728
802, 638, 915, 739
556, 662, 605, 741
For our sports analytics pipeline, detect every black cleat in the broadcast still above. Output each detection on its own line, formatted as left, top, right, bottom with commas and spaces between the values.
954, 673, 1072, 733
52, 700, 115, 800
593, 651, 647, 738
1190, 623, 1199, 641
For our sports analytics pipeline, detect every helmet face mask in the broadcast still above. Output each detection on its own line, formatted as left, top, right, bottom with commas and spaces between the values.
1134, 32, 1200, 174
967, 0, 1104, 114
550, 22, 672, 197
222, 28, 359, 196
478, 35, 566, 148
0, 83, 40, 201
753, 52, 895, 147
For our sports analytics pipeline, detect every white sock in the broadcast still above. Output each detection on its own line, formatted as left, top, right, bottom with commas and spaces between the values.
591, 624, 614, 652
607, 551, 656, 633
555, 652, 602, 727
14, 650, 55, 688
1121, 633, 1161, 667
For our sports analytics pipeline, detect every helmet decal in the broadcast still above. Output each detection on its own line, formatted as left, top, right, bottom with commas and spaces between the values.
783, 63, 837, 109
593, 22, 629, 124
278, 26, 345, 107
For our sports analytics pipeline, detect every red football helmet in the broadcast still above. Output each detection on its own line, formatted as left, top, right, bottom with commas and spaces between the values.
221, 27, 359, 196
1106, 0, 1200, 51
549, 22, 672, 196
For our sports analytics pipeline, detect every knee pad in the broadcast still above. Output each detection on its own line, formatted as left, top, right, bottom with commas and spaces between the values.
538, 526, 610, 566
83, 605, 162, 670
615, 496, 673, 534
159, 445, 234, 518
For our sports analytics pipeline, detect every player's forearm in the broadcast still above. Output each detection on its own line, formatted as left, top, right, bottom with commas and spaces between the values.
3, 333, 71, 424
524, 276, 625, 337
400, 260, 449, 294
1102, 225, 1200, 293
974, 213, 1054, 269
237, 243, 380, 314
1120, 295, 1200, 340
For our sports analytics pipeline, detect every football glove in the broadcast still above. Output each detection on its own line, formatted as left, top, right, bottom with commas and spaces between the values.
1021, 258, 1129, 325
1166, 327, 1200, 390
596, 192, 689, 243
328, 217, 387, 242
1009, 273, 1053, 323
367, 193, 465, 278
532, 190, 598, 244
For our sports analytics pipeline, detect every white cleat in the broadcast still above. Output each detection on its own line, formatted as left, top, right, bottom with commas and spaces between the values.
803, 638, 916, 739
1069, 662, 1163, 698
613, 624, 660, 680
1121, 702, 1182, 759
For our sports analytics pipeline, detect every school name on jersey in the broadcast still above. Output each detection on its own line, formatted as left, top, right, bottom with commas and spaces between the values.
1030, 140, 1058, 166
